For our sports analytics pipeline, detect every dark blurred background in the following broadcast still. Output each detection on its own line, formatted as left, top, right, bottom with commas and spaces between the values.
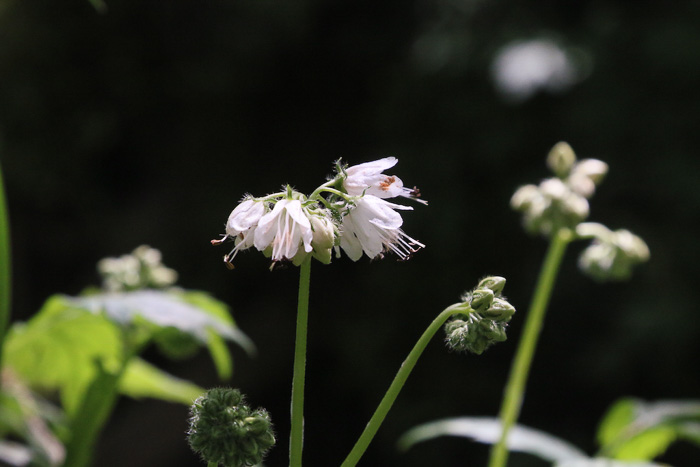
1, 0, 699, 465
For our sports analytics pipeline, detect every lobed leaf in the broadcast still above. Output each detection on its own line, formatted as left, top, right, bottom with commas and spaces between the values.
3, 296, 122, 416
398, 417, 588, 463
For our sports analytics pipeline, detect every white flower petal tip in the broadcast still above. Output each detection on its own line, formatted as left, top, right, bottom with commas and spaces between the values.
343, 157, 427, 204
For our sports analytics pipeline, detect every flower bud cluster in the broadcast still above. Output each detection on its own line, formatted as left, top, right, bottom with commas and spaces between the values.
212, 157, 426, 268
445, 276, 516, 354
576, 223, 650, 281
511, 142, 608, 236
97, 245, 178, 292
187, 388, 275, 467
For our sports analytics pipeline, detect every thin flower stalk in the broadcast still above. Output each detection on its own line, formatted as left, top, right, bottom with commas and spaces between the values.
341, 302, 468, 467
290, 257, 312, 467
488, 228, 573, 467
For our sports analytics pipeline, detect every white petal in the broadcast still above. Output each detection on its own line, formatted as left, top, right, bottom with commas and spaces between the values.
339, 216, 364, 261
226, 199, 265, 236
254, 200, 287, 251
344, 157, 398, 176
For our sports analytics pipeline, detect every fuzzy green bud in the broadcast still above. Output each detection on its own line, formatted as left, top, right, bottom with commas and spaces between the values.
477, 276, 506, 296
547, 142, 577, 178
482, 297, 516, 322
445, 276, 516, 354
187, 388, 275, 467
469, 289, 495, 313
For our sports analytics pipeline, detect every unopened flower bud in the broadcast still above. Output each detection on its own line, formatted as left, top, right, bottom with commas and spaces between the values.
482, 297, 516, 322
310, 214, 337, 265
445, 276, 515, 354
188, 388, 275, 467
477, 276, 506, 296
469, 289, 495, 313
572, 158, 608, 185
546, 142, 577, 178
510, 184, 539, 211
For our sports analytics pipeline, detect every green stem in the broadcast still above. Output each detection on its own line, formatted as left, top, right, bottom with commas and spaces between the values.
488, 229, 572, 467
0, 160, 11, 380
341, 303, 468, 467
207, 462, 218, 467
309, 178, 340, 200
64, 336, 146, 467
290, 258, 312, 467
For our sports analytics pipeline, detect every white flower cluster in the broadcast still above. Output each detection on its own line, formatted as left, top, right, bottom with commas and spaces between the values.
511, 142, 608, 236
98, 245, 178, 291
212, 157, 426, 268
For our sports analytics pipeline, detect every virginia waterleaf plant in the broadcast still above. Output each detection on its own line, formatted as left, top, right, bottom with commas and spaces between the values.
200, 158, 519, 467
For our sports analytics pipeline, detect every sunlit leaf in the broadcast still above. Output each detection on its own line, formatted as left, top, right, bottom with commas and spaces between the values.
206, 328, 233, 380
71, 290, 255, 356
597, 398, 636, 448
119, 357, 204, 404
597, 398, 700, 460
4, 296, 123, 416
398, 417, 588, 463
613, 427, 675, 461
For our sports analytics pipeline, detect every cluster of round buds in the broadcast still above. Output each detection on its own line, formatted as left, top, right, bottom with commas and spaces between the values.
97, 245, 178, 292
511, 142, 608, 236
445, 276, 516, 355
187, 388, 275, 467
212, 157, 426, 268
576, 222, 650, 281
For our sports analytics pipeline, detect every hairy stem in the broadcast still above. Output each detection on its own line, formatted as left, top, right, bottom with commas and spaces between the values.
488, 228, 572, 467
341, 302, 468, 467
290, 258, 312, 467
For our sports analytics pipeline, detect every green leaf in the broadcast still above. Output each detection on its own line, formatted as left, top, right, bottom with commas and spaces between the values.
597, 398, 700, 460
676, 421, 700, 445
206, 328, 233, 380
4, 296, 123, 416
555, 459, 664, 467
63, 361, 121, 467
613, 427, 676, 461
119, 357, 204, 404
71, 290, 255, 355
398, 417, 588, 463
178, 290, 256, 357
597, 398, 637, 448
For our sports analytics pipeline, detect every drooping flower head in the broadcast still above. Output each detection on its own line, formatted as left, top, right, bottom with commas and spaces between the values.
445, 276, 516, 355
338, 195, 424, 261
511, 142, 608, 237
211, 157, 425, 267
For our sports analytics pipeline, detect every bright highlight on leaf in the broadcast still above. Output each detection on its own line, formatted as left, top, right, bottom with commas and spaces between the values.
597, 398, 700, 461
398, 417, 588, 463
